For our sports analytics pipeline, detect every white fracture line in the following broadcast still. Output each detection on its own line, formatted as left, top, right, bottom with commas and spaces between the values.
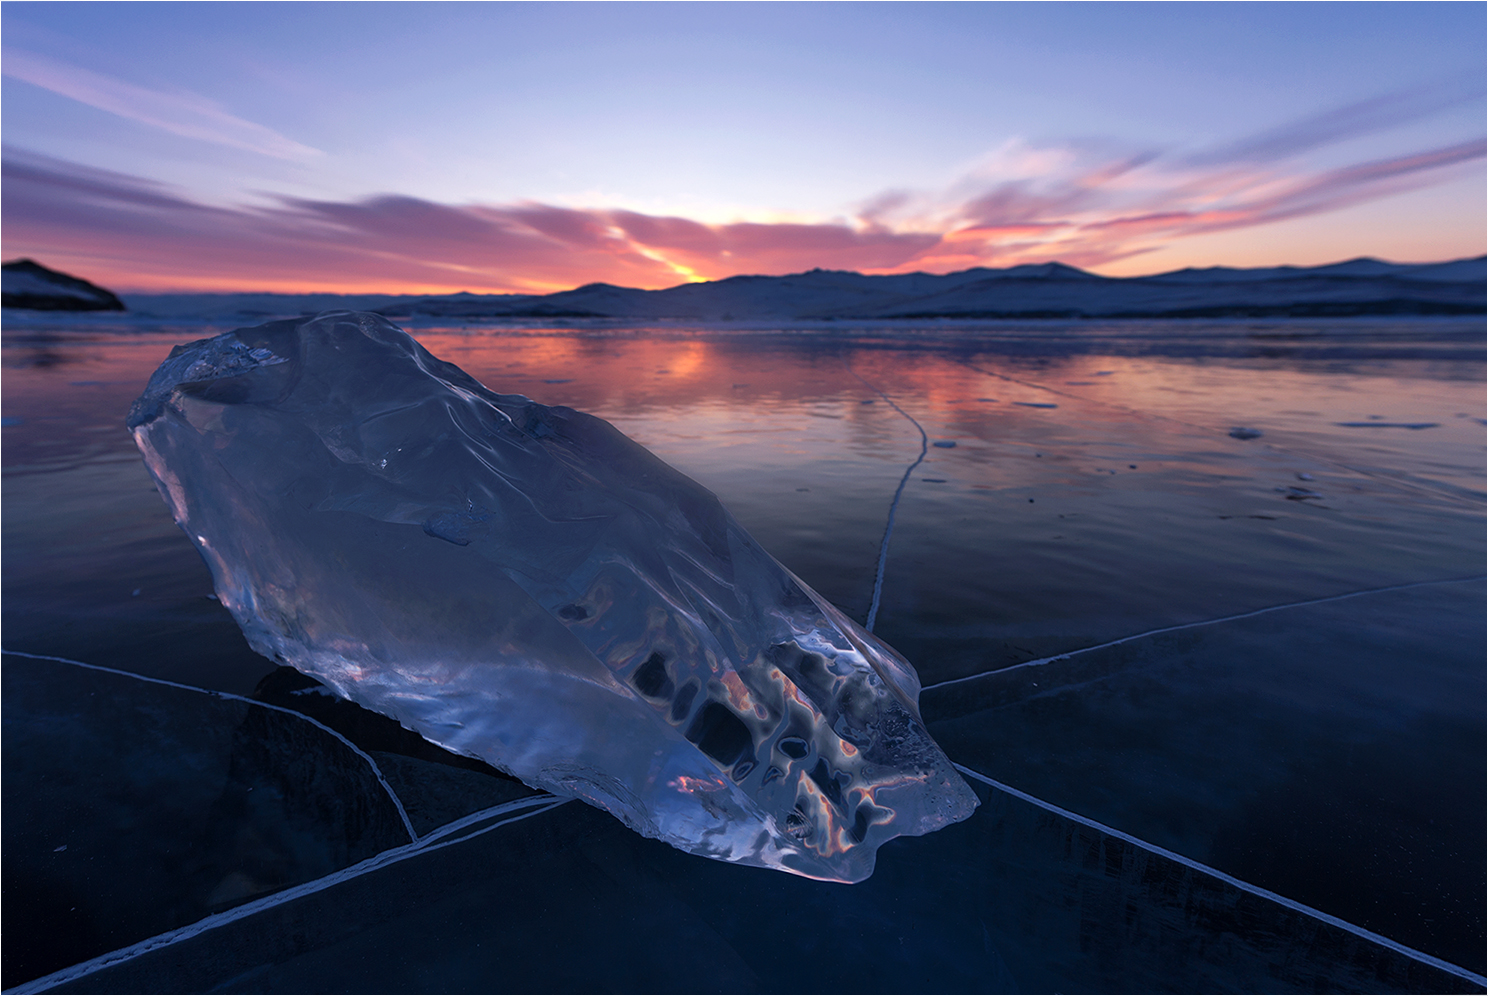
416, 792, 559, 847
923, 575, 1487, 692
3, 649, 420, 844
953, 762, 1487, 988
4, 796, 569, 995
8, 643, 1478, 989
845, 364, 929, 633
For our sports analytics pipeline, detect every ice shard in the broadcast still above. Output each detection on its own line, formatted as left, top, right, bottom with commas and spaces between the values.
128, 312, 978, 882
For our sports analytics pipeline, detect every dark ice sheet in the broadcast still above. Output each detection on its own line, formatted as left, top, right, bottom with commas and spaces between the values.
3, 316, 1484, 992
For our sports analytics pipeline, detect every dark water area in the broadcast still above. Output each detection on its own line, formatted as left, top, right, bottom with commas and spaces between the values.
3, 313, 1484, 992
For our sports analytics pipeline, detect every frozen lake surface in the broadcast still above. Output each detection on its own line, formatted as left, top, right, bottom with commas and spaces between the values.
3, 314, 1484, 992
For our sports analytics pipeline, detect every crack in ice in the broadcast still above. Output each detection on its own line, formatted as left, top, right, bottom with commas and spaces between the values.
845, 364, 928, 634
951, 762, 1488, 989
4, 795, 568, 995
4, 650, 584, 994
3, 649, 420, 844
922, 575, 1488, 692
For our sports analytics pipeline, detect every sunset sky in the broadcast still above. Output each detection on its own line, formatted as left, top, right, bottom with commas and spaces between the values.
3, 2, 1484, 294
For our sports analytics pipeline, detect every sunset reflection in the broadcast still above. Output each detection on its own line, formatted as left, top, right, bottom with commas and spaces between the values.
4, 314, 1483, 984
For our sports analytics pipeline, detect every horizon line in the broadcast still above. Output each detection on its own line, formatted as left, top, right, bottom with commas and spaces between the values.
6, 252, 1482, 299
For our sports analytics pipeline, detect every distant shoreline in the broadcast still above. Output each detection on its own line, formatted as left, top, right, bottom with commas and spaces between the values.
6, 255, 1485, 323
117, 256, 1488, 322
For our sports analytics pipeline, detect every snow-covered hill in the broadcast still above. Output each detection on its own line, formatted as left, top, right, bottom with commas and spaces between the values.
378, 256, 1485, 321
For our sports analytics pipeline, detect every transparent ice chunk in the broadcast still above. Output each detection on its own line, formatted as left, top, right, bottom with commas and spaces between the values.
129, 312, 978, 882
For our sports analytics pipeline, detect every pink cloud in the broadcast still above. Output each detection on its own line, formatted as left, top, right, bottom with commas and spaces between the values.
2, 118, 1482, 294
608, 211, 724, 255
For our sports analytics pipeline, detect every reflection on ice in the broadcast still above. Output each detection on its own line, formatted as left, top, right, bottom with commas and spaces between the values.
128, 312, 977, 883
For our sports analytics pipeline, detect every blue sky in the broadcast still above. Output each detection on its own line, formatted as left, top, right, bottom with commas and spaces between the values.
3, 2, 1483, 292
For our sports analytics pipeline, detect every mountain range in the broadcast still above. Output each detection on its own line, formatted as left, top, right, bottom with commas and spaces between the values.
2, 255, 1483, 321
377, 257, 1485, 321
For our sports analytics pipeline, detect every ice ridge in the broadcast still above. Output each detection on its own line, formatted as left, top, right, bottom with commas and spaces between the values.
128, 312, 978, 883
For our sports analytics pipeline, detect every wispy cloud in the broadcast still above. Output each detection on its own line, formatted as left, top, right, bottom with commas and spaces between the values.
0, 148, 945, 292
1183, 78, 1485, 167
2, 48, 322, 161
859, 85, 1486, 271
1, 82, 1482, 293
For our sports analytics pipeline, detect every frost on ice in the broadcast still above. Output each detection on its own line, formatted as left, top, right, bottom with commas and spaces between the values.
128, 312, 978, 882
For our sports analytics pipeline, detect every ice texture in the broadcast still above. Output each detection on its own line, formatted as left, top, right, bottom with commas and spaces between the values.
128, 312, 978, 882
